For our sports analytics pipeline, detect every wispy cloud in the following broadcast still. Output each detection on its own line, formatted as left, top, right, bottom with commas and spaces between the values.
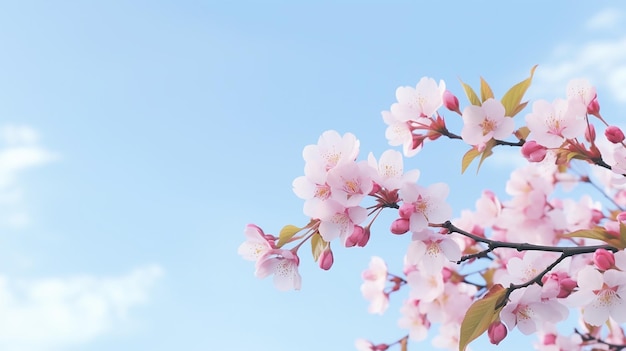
0, 264, 163, 351
0, 125, 58, 228
533, 8, 626, 104
585, 8, 623, 30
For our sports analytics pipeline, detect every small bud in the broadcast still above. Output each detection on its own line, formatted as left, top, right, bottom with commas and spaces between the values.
318, 247, 334, 270
369, 182, 381, 196
398, 203, 415, 219
521, 140, 547, 162
345, 225, 365, 247
487, 321, 507, 345
443, 90, 461, 115
558, 277, 577, 298
618, 211, 626, 223
594, 248, 615, 270
605, 126, 625, 143
374, 344, 389, 351
543, 333, 557, 345
585, 123, 596, 143
357, 226, 371, 247
587, 96, 600, 117
390, 218, 410, 235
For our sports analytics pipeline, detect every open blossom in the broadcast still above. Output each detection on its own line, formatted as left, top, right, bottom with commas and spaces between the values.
361, 256, 389, 314
566, 78, 596, 108
399, 182, 452, 232
367, 149, 420, 191
326, 161, 374, 207
501, 284, 568, 335
567, 266, 626, 326
525, 98, 587, 148
398, 299, 430, 341
461, 98, 515, 147
303, 130, 360, 180
382, 110, 422, 157
316, 200, 368, 244
391, 77, 446, 120
255, 249, 302, 291
238, 224, 275, 261
406, 229, 461, 272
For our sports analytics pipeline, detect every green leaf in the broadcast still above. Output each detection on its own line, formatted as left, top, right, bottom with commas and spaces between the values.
459, 284, 507, 351
480, 77, 494, 102
516, 126, 531, 141
476, 139, 497, 174
459, 79, 481, 106
565, 226, 626, 249
310, 232, 328, 261
277, 224, 301, 248
501, 65, 538, 117
461, 147, 481, 174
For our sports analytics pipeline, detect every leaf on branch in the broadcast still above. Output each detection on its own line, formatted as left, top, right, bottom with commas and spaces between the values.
476, 139, 497, 174
480, 77, 494, 102
310, 232, 328, 261
277, 224, 301, 248
459, 79, 481, 106
461, 147, 481, 174
511, 101, 529, 117
565, 226, 626, 249
501, 65, 538, 117
459, 284, 507, 351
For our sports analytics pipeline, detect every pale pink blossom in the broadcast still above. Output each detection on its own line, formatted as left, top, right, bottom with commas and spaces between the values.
501, 285, 568, 335
566, 78, 596, 108
367, 149, 420, 191
361, 257, 390, 314
255, 249, 302, 291
399, 182, 452, 231
406, 230, 461, 272
382, 111, 420, 157
432, 322, 462, 350
355, 339, 374, 351
567, 266, 626, 326
327, 161, 374, 207
391, 77, 446, 120
406, 269, 444, 303
362, 256, 388, 288
238, 224, 275, 261
316, 200, 368, 244
461, 98, 515, 147
398, 299, 430, 341
303, 130, 360, 178
525, 98, 587, 148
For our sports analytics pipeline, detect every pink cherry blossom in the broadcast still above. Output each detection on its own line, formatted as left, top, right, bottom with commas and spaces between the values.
303, 130, 360, 177
501, 285, 568, 335
326, 161, 374, 207
566, 78, 596, 108
399, 182, 452, 232
316, 200, 368, 244
406, 230, 461, 272
255, 249, 302, 291
461, 98, 515, 147
367, 149, 420, 191
567, 266, 626, 326
382, 111, 421, 157
406, 269, 444, 303
391, 77, 446, 120
398, 299, 430, 341
238, 224, 275, 261
525, 98, 587, 148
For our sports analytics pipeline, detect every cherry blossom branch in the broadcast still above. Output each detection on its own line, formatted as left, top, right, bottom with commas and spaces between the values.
578, 174, 625, 211
440, 221, 618, 256
575, 329, 626, 351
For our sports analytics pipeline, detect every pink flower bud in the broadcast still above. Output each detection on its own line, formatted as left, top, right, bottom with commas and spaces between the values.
318, 247, 334, 270
345, 225, 365, 247
369, 182, 381, 195
605, 126, 625, 143
390, 218, 410, 235
443, 90, 461, 115
558, 277, 577, 298
591, 209, 604, 224
521, 140, 547, 162
487, 321, 507, 345
594, 248, 615, 270
618, 211, 626, 223
398, 203, 415, 219
373, 344, 389, 351
585, 124, 596, 143
357, 226, 371, 247
543, 333, 557, 345
587, 96, 600, 117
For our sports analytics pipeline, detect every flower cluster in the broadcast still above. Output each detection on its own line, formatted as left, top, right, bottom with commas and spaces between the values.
240, 68, 626, 351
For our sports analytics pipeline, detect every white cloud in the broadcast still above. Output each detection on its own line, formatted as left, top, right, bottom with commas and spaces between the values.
585, 8, 622, 30
532, 8, 626, 104
0, 125, 58, 228
0, 264, 163, 351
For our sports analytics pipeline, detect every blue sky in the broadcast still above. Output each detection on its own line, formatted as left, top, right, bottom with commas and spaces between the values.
0, 1, 625, 350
